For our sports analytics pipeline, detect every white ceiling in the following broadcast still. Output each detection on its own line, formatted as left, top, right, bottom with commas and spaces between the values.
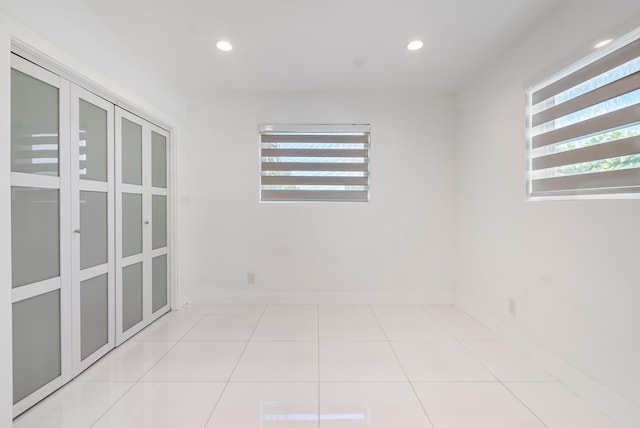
81, 0, 561, 93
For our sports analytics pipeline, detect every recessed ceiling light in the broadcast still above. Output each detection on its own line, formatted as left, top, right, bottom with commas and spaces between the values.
407, 40, 424, 51
216, 40, 233, 52
594, 39, 613, 49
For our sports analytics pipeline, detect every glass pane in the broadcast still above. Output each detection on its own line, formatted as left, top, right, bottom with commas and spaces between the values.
151, 131, 167, 188
121, 118, 142, 185
122, 262, 143, 332
13, 290, 61, 404
81, 274, 109, 360
152, 255, 168, 313
79, 99, 108, 181
122, 193, 142, 257
11, 187, 60, 288
152, 195, 167, 250
11, 69, 59, 176
80, 191, 108, 269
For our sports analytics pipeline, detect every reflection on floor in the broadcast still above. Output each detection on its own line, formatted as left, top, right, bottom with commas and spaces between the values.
13, 304, 618, 427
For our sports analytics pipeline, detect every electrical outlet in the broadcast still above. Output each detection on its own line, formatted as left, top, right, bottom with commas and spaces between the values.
247, 272, 256, 285
508, 298, 516, 316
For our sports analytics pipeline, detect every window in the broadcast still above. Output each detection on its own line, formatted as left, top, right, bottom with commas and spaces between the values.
259, 124, 370, 202
527, 33, 640, 198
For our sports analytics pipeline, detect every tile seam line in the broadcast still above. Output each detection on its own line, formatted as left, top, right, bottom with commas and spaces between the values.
89, 310, 187, 426
202, 303, 268, 427
451, 311, 550, 427
370, 304, 436, 428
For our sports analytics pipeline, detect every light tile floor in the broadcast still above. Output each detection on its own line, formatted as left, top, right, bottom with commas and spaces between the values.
12, 304, 619, 427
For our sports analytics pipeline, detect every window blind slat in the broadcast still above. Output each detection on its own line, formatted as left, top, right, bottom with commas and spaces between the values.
261, 162, 368, 172
532, 135, 640, 170
261, 134, 369, 143
261, 189, 368, 202
532, 71, 640, 126
532, 168, 640, 193
532, 186, 640, 198
532, 38, 640, 104
261, 176, 368, 186
261, 148, 369, 158
532, 104, 640, 149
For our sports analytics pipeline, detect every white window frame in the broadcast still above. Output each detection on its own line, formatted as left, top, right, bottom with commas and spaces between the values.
259, 124, 371, 203
527, 28, 640, 200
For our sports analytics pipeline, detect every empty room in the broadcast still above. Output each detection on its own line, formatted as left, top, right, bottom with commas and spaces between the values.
1, 0, 640, 426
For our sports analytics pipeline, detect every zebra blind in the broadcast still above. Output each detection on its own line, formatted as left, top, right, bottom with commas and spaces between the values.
259, 125, 370, 202
528, 36, 640, 198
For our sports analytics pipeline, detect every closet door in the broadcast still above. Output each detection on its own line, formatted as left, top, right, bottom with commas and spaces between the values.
115, 108, 170, 344
70, 86, 115, 375
10, 55, 72, 415
149, 125, 170, 320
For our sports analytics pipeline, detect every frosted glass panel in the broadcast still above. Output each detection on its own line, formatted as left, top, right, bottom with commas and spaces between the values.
122, 263, 143, 332
121, 118, 142, 185
152, 255, 168, 313
11, 69, 59, 176
11, 187, 60, 288
152, 195, 167, 250
79, 99, 108, 181
81, 274, 108, 360
80, 191, 108, 269
151, 131, 167, 188
13, 290, 61, 404
122, 193, 142, 257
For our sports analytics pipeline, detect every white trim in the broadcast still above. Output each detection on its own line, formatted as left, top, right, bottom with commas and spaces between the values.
168, 128, 180, 310
57, 76, 73, 390
11, 278, 61, 303
78, 180, 109, 192
114, 107, 125, 345
77, 264, 109, 282
151, 248, 168, 259
121, 253, 145, 267
455, 293, 640, 428
151, 188, 168, 196
258, 123, 371, 134
10, 173, 60, 189
120, 183, 143, 194
142, 117, 153, 325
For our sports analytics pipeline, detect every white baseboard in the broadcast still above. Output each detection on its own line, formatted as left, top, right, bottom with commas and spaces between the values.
455, 292, 640, 428
186, 289, 454, 305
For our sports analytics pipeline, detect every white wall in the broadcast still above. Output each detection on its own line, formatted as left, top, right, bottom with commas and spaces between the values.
455, 0, 640, 421
0, 1, 185, 423
181, 91, 456, 304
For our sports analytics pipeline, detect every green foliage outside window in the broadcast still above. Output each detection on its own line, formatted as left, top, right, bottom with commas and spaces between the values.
554, 129, 640, 175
